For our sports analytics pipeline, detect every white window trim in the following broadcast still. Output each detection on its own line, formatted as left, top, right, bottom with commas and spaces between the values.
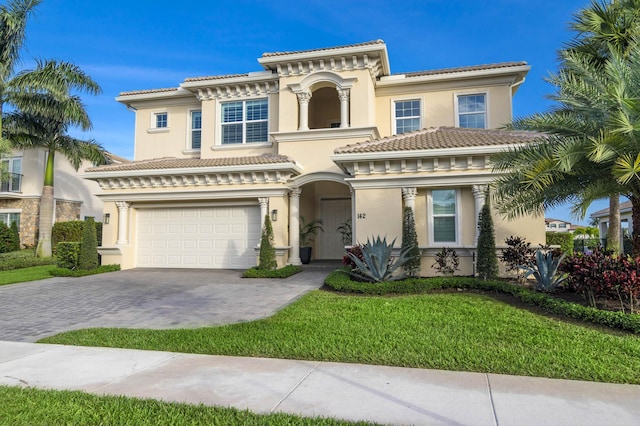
187, 109, 202, 151
454, 91, 488, 129
147, 111, 169, 133
216, 97, 270, 146
391, 97, 423, 135
427, 188, 461, 246
0, 209, 21, 226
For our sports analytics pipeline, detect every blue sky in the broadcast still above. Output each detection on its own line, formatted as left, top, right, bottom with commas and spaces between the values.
16, 0, 601, 223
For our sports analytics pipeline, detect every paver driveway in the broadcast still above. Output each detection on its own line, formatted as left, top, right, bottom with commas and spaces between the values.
0, 269, 326, 342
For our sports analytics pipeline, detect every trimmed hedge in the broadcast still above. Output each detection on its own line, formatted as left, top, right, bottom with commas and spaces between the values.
546, 231, 574, 254
50, 264, 120, 277
56, 242, 81, 269
0, 250, 56, 271
324, 270, 640, 334
243, 265, 302, 278
52, 221, 103, 252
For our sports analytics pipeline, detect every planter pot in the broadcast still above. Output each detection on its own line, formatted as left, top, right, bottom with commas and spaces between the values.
300, 247, 312, 264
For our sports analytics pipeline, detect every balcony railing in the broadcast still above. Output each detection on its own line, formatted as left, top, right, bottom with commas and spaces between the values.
0, 172, 22, 192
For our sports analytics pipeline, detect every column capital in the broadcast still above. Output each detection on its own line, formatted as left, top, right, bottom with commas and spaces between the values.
115, 201, 130, 210
337, 88, 350, 102
289, 188, 302, 199
296, 92, 312, 104
402, 187, 417, 199
258, 197, 269, 207
471, 185, 488, 198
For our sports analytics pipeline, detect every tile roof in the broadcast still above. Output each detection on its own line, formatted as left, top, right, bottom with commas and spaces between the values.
334, 127, 540, 154
261, 39, 385, 58
118, 88, 178, 97
183, 73, 250, 82
591, 200, 633, 217
86, 154, 295, 173
400, 61, 528, 78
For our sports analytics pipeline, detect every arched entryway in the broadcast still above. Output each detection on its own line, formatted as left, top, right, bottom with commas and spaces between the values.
291, 173, 352, 262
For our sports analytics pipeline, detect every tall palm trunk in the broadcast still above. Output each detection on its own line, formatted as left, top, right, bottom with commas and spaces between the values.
35, 149, 55, 258
606, 195, 621, 255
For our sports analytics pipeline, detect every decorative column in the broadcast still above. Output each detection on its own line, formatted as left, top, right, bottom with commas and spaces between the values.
288, 188, 302, 265
337, 88, 350, 128
296, 92, 311, 131
115, 201, 130, 245
258, 197, 269, 231
402, 187, 417, 210
471, 185, 487, 245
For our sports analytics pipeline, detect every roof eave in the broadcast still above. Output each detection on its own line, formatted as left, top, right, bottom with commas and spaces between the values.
378, 65, 531, 87
115, 88, 192, 103
180, 71, 277, 89
332, 143, 525, 162
83, 162, 304, 180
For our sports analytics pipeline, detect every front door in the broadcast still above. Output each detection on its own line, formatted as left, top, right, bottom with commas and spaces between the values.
319, 198, 351, 259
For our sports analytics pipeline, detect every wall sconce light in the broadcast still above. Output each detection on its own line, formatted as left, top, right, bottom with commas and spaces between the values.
103, 213, 110, 224
271, 209, 278, 222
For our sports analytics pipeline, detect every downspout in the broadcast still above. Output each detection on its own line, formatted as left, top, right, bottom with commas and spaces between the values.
509, 75, 526, 119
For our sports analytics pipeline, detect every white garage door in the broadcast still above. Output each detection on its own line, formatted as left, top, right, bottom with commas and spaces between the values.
136, 206, 261, 269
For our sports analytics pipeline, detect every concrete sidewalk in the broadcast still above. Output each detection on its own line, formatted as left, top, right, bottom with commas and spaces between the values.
1, 342, 639, 425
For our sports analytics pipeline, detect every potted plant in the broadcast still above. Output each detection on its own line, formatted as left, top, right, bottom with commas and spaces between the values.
299, 216, 324, 264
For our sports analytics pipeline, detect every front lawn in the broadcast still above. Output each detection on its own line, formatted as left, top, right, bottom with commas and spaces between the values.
41, 290, 640, 384
0, 265, 55, 286
0, 386, 366, 425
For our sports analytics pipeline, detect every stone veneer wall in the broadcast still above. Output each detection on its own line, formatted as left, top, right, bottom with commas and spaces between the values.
0, 198, 40, 247
55, 200, 81, 223
0, 198, 81, 248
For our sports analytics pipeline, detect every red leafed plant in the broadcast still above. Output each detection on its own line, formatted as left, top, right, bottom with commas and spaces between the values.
560, 248, 640, 313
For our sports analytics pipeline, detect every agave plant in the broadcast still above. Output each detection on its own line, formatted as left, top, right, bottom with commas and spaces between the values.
345, 236, 417, 283
520, 249, 567, 292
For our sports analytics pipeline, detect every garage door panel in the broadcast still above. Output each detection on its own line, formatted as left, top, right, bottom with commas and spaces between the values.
137, 206, 260, 269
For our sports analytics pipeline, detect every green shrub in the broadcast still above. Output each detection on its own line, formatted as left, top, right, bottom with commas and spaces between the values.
258, 215, 277, 270
401, 207, 421, 276
431, 247, 460, 276
345, 236, 415, 282
56, 242, 81, 269
243, 265, 302, 278
78, 217, 99, 271
500, 235, 535, 281
0, 250, 56, 271
546, 231, 574, 254
324, 271, 640, 334
50, 264, 120, 277
476, 201, 498, 280
52, 221, 84, 247
52, 220, 103, 251
0, 222, 17, 253
9, 221, 20, 251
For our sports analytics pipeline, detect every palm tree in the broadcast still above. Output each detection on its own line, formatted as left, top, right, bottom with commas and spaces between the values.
5, 60, 107, 257
0, 0, 41, 143
493, 0, 640, 254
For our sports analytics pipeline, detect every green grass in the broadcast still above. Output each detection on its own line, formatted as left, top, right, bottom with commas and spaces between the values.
0, 386, 368, 425
41, 291, 640, 384
0, 265, 55, 286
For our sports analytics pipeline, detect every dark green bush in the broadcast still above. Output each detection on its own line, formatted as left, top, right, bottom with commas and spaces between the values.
9, 221, 20, 251
0, 222, 16, 253
546, 232, 574, 254
401, 207, 421, 276
50, 264, 120, 277
78, 217, 99, 271
243, 264, 302, 278
56, 242, 81, 269
52, 220, 103, 251
324, 271, 640, 334
476, 202, 498, 280
258, 215, 277, 270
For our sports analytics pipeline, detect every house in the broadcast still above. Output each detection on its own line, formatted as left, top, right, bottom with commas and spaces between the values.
0, 148, 113, 247
544, 218, 576, 233
85, 40, 545, 275
590, 200, 632, 247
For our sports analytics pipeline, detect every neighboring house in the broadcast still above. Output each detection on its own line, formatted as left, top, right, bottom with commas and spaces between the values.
85, 40, 545, 275
590, 201, 632, 246
544, 218, 576, 233
0, 149, 119, 247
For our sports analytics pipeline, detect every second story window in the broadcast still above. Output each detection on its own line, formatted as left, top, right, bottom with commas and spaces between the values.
221, 99, 268, 144
191, 110, 202, 149
457, 94, 486, 129
155, 112, 168, 128
1, 157, 22, 192
394, 99, 421, 134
